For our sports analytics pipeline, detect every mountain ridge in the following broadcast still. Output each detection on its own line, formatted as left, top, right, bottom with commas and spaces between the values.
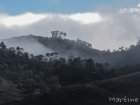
2, 35, 140, 67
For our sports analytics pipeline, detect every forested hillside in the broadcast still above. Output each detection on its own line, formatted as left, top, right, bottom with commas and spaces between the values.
1, 32, 140, 105
3, 31, 140, 68
0, 42, 114, 105
0, 40, 140, 105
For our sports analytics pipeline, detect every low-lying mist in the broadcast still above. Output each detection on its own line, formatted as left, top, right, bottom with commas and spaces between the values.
1, 36, 53, 55
1, 34, 140, 68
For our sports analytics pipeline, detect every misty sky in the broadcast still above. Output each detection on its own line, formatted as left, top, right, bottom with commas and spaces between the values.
0, 0, 140, 50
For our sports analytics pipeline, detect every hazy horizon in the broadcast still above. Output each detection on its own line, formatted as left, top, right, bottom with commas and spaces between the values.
0, 0, 140, 50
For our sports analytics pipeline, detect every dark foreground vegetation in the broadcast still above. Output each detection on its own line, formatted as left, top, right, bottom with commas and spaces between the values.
0, 33, 140, 105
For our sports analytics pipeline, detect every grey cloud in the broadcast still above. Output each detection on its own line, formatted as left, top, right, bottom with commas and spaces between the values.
0, 9, 140, 50
119, 3, 140, 14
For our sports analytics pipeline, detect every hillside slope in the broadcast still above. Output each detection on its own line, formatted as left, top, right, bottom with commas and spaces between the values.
4, 72, 140, 105
2, 35, 140, 67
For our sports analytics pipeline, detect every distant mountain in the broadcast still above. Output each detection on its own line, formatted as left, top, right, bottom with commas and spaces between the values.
2, 35, 140, 67
2, 35, 101, 60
